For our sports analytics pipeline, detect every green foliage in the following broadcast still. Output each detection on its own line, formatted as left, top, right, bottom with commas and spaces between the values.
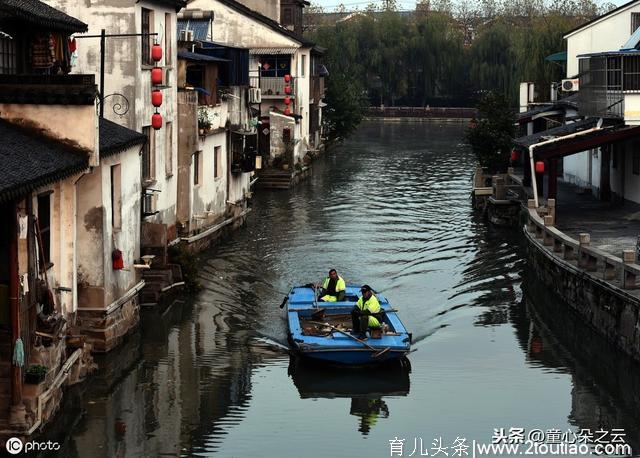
307, 0, 614, 108
323, 73, 366, 143
465, 92, 516, 172
26, 365, 47, 376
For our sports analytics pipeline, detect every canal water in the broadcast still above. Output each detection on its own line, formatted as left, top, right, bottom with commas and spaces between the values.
54, 121, 640, 457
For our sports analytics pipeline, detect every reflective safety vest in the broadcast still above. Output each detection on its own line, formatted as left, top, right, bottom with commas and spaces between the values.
321, 276, 346, 302
356, 294, 381, 328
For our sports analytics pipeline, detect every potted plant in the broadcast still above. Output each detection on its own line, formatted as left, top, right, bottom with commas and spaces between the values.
197, 107, 212, 135
25, 364, 47, 384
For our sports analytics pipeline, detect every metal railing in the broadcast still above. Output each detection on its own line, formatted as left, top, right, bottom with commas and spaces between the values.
249, 76, 296, 98
578, 55, 625, 118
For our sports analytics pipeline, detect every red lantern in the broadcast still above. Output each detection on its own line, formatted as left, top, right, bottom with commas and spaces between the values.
151, 90, 163, 107
510, 150, 519, 162
152, 112, 163, 130
284, 96, 291, 106
151, 67, 163, 85
284, 107, 292, 116
284, 74, 291, 83
151, 43, 163, 62
112, 249, 124, 270
535, 160, 545, 174
284, 85, 292, 95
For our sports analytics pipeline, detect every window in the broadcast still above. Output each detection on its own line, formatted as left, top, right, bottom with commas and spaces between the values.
165, 122, 173, 177
214, 146, 222, 178
111, 164, 122, 230
142, 126, 155, 181
632, 13, 640, 33
301, 55, 306, 77
164, 13, 172, 66
283, 7, 293, 24
142, 8, 154, 66
260, 55, 291, 77
194, 151, 202, 185
0, 37, 16, 75
37, 193, 51, 267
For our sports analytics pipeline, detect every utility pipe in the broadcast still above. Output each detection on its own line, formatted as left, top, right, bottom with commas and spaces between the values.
528, 124, 604, 208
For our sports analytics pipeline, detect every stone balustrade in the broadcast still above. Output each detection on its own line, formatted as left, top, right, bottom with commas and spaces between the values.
526, 200, 640, 290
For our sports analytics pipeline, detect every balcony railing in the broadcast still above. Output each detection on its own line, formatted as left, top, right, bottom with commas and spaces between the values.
249, 76, 296, 98
0, 74, 97, 105
578, 55, 627, 119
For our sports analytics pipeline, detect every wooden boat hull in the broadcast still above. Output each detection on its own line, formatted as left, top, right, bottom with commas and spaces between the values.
286, 284, 412, 366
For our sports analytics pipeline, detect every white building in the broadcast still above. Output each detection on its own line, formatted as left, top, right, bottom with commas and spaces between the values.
175, 13, 254, 248
561, 0, 640, 204
186, 0, 317, 166
50, 0, 185, 248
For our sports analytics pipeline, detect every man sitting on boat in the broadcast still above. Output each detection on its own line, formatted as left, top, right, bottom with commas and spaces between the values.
351, 285, 382, 338
317, 269, 346, 302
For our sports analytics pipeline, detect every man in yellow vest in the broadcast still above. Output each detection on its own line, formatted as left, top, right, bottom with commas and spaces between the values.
351, 285, 382, 338
318, 269, 346, 302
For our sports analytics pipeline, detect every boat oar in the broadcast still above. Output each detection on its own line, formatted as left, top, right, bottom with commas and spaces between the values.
279, 295, 288, 309
307, 320, 391, 359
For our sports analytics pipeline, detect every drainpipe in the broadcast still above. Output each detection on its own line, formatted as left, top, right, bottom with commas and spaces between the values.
528, 122, 604, 208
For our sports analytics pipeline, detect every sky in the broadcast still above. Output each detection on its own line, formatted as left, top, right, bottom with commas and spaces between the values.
310, 0, 629, 12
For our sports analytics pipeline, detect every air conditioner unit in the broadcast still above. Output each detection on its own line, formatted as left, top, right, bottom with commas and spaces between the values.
249, 87, 262, 104
561, 78, 580, 92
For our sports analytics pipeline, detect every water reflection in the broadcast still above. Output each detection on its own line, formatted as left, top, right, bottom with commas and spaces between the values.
46, 121, 640, 457
522, 269, 640, 453
288, 357, 410, 436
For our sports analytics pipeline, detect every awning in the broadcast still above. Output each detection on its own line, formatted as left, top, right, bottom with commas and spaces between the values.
517, 104, 564, 123
514, 118, 597, 148
178, 50, 229, 62
513, 118, 640, 159
545, 51, 567, 62
250, 47, 297, 55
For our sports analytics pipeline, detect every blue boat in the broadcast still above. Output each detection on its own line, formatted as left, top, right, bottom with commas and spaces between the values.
285, 284, 412, 366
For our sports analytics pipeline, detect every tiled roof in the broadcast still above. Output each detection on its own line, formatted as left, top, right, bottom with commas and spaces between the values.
99, 118, 146, 158
0, 120, 89, 203
0, 0, 88, 33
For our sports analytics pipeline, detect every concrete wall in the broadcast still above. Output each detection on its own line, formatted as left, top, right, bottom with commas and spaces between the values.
51, 0, 179, 239
234, 0, 280, 22
177, 86, 251, 237
189, 0, 295, 48
32, 177, 81, 316
563, 149, 601, 194
0, 104, 98, 164
191, 131, 228, 231
565, 1, 640, 77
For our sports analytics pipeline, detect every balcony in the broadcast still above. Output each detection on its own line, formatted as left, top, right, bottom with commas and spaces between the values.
249, 76, 297, 99
0, 74, 97, 105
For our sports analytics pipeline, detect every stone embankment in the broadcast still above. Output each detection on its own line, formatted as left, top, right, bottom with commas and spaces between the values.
366, 106, 477, 120
524, 200, 640, 362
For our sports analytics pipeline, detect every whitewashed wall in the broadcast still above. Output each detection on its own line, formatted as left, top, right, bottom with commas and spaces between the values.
565, 1, 640, 77
51, 0, 179, 235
